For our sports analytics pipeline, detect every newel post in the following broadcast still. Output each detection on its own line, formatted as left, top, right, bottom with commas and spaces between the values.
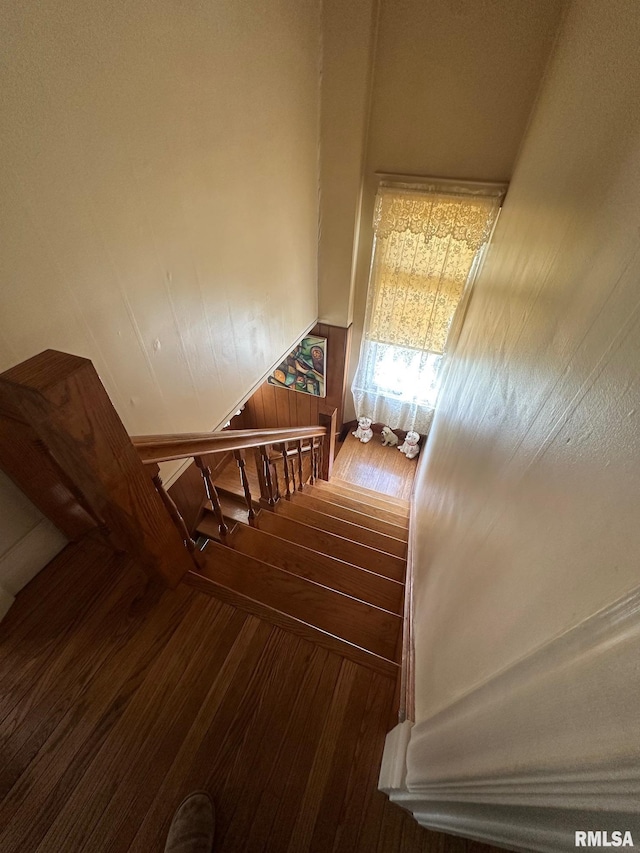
318, 408, 337, 481
0, 350, 195, 587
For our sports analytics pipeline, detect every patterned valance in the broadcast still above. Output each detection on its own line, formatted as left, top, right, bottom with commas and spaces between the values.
367, 188, 501, 354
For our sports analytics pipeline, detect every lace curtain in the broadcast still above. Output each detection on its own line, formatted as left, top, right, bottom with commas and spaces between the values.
351, 184, 502, 434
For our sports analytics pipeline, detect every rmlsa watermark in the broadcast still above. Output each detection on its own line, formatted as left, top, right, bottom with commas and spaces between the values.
575, 832, 634, 847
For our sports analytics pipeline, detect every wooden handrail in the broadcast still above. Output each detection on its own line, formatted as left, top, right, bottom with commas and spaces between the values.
0, 349, 338, 588
132, 425, 327, 464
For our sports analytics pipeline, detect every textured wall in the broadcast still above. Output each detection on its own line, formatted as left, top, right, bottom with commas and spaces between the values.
317, 0, 376, 328
0, 0, 321, 588
409, 0, 640, 727
344, 0, 566, 421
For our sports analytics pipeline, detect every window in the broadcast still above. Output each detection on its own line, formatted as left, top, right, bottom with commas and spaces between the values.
351, 181, 503, 434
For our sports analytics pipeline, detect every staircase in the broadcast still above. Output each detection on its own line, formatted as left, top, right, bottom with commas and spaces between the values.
0, 349, 408, 681
189, 461, 408, 677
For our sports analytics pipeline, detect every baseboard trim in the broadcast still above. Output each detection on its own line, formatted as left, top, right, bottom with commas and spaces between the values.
380, 724, 640, 852
380, 795, 640, 853
379, 581, 640, 850
379, 720, 413, 791
0, 518, 67, 619
341, 420, 415, 442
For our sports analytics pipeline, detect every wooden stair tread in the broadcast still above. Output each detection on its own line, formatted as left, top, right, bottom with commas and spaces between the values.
195, 493, 249, 531
195, 541, 400, 661
306, 484, 409, 524
255, 511, 405, 580
230, 524, 403, 614
274, 500, 407, 559
328, 477, 410, 507
185, 569, 398, 678
289, 492, 408, 540
313, 478, 410, 511
197, 511, 233, 541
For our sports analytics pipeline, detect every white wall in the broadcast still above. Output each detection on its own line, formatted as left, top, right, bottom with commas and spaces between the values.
0, 471, 67, 617
317, 0, 376, 328
411, 0, 640, 723
389, 0, 640, 845
0, 0, 321, 600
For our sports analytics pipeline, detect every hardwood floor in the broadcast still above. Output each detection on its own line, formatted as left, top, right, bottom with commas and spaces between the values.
332, 433, 417, 501
0, 537, 504, 853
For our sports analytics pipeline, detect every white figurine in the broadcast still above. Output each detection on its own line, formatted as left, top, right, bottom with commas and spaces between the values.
398, 430, 420, 460
380, 426, 399, 447
352, 416, 374, 444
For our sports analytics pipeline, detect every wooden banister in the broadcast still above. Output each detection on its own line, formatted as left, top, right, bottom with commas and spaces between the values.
0, 350, 336, 590
0, 350, 195, 587
132, 425, 327, 464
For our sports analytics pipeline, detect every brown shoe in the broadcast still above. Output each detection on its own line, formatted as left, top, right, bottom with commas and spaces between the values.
164, 792, 215, 853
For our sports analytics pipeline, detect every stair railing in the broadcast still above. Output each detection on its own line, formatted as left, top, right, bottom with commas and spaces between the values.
0, 348, 337, 589
132, 425, 327, 463
134, 411, 336, 555
233, 450, 256, 523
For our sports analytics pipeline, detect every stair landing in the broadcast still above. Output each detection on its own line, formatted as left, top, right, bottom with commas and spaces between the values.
331, 432, 416, 502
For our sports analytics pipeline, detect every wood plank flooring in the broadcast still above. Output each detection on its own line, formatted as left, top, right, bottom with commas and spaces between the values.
0, 537, 504, 853
332, 433, 416, 501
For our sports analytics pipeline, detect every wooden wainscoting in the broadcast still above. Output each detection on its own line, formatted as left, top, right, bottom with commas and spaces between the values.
167, 324, 350, 530
234, 323, 351, 433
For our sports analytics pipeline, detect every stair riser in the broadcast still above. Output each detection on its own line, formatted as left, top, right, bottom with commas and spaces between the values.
290, 492, 408, 541
313, 478, 410, 514
306, 485, 409, 525
275, 501, 407, 559
185, 571, 399, 678
231, 524, 404, 614
199, 542, 401, 660
256, 511, 406, 580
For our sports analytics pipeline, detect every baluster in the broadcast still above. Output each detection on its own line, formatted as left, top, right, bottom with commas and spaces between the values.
271, 455, 280, 501
260, 445, 276, 506
317, 437, 324, 483
318, 408, 336, 481
309, 439, 316, 485
233, 449, 256, 523
280, 442, 292, 498
195, 455, 228, 543
152, 473, 197, 553
296, 440, 304, 491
